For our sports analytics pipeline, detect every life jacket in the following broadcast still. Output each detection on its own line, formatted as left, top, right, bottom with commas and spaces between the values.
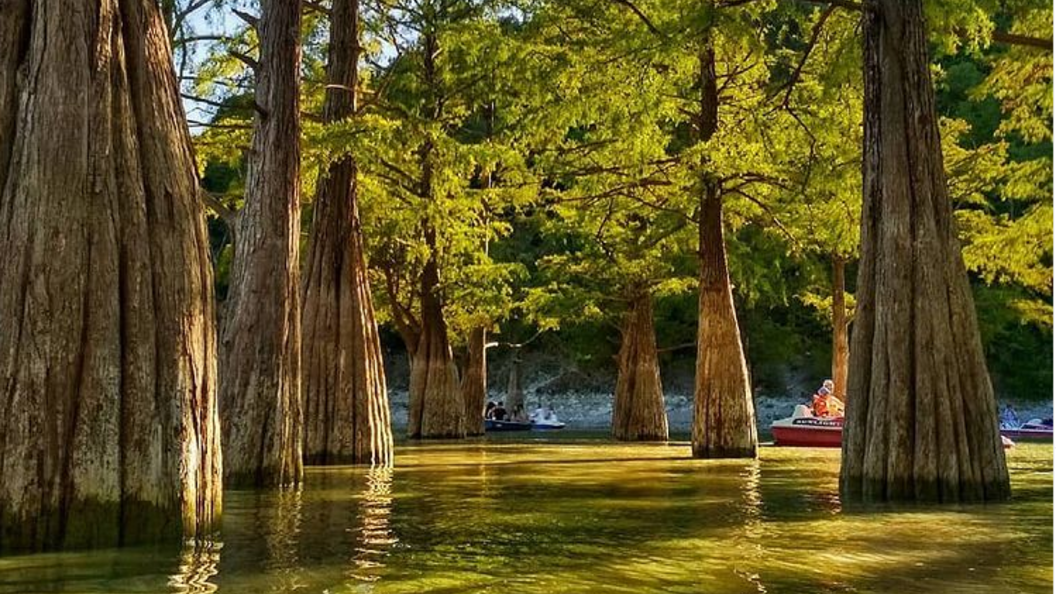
812, 394, 829, 417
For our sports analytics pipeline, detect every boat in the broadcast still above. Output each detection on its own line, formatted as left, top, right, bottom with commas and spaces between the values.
1000, 423, 1053, 441
531, 420, 566, 431
771, 413, 1019, 450
484, 419, 532, 432
770, 415, 843, 448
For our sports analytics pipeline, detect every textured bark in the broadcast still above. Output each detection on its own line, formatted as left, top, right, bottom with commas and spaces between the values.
505, 354, 525, 418
613, 292, 669, 441
690, 42, 758, 459
832, 255, 850, 400
461, 327, 487, 436
840, 0, 1010, 503
406, 255, 465, 438
301, 0, 392, 466
220, 0, 304, 487
0, 0, 221, 550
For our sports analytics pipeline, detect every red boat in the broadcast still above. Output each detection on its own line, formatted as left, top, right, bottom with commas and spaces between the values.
771, 416, 843, 448
772, 415, 1018, 449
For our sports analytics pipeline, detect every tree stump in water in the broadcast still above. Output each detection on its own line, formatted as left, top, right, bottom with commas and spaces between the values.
0, 0, 221, 549
840, 0, 1010, 503
613, 292, 669, 441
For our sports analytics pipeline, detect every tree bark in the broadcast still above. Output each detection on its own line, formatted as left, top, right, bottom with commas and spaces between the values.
613, 291, 669, 441
840, 0, 1010, 503
831, 255, 849, 400
406, 252, 465, 438
0, 0, 221, 550
461, 327, 487, 436
690, 41, 758, 459
506, 353, 525, 419
301, 0, 393, 466
220, 0, 304, 487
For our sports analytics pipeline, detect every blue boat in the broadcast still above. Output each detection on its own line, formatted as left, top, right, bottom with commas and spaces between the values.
484, 419, 532, 432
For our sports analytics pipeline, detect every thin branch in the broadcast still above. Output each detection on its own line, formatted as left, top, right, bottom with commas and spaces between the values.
612, 0, 662, 37
230, 50, 259, 72
778, 5, 836, 109
232, 8, 259, 29
990, 30, 1052, 51
199, 188, 240, 231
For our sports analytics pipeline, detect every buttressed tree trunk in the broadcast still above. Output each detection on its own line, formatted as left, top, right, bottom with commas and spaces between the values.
613, 292, 669, 441
407, 250, 466, 438
0, 0, 221, 550
691, 42, 758, 459
301, 0, 393, 466
461, 327, 488, 436
840, 0, 1010, 503
220, 0, 305, 487
831, 255, 850, 400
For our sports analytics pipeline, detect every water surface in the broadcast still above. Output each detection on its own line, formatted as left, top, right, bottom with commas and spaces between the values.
1, 436, 1051, 593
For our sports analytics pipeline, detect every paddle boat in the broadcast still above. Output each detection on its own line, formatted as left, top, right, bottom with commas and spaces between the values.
772, 406, 1018, 449
531, 419, 566, 431
771, 407, 843, 448
1000, 418, 1053, 441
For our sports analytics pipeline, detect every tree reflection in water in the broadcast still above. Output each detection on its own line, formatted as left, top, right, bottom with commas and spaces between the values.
168, 540, 221, 594
348, 467, 397, 584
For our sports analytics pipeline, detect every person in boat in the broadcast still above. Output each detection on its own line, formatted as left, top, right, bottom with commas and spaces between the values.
812, 386, 844, 418
492, 402, 508, 421
1000, 404, 1019, 429
484, 401, 497, 420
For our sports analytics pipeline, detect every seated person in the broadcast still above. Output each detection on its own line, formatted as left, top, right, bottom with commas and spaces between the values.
492, 402, 508, 421
484, 401, 497, 420
1000, 404, 1018, 429
812, 387, 837, 418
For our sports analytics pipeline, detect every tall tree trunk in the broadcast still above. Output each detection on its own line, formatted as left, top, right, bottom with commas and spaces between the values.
613, 292, 669, 441
407, 252, 465, 438
461, 327, 487, 436
301, 0, 392, 466
840, 0, 1010, 503
506, 354, 525, 418
690, 42, 758, 459
831, 255, 849, 400
405, 28, 465, 439
0, 0, 221, 550
220, 0, 304, 487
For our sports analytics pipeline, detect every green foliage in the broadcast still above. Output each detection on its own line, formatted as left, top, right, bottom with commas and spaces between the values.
182, 0, 1052, 399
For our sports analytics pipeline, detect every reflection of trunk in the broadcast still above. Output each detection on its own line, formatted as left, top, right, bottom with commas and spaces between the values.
220, 0, 304, 487
407, 252, 465, 438
840, 0, 1009, 503
690, 41, 757, 459
301, 0, 392, 466
831, 256, 850, 400
0, 1, 222, 549
506, 355, 526, 419
462, 327, 487, 436
613, 292, 669, 441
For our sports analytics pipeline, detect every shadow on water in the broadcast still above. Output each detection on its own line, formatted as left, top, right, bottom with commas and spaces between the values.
0, 439, 1050, 594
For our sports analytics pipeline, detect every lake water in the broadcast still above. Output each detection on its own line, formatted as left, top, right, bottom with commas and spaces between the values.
1, 435, 1051, 593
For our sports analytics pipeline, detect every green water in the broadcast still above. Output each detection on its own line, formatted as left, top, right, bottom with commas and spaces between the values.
1, 437, 1051, 593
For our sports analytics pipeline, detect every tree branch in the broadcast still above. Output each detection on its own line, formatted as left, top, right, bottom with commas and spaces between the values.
612, 0, 662, 37
199, 188, 240, 231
